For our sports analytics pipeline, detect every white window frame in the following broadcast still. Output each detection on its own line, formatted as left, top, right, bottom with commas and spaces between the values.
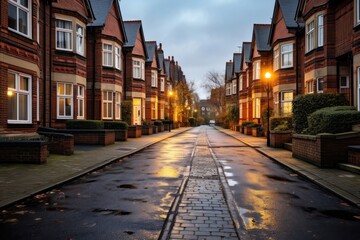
56, 19, 73, 51
358, 68, 360, 111
133, 60, 141, 78
317, 15, 324, 47
7, 71, 32, 124
57, 82, 73, 119
253, 61, 261, 80
77, 85, 85, 119
281, 91, 293, 116
160, 103, 164, 119
8, 0, 32, 38
226, 83, 231, 96
102, 91, 113, 120
151, 71, 158, 87
317, 78, 324, 93
239, 75, 243, 91
115, 92, 121, 120
281, 43, 293, 68
151, 101, 157, 119
160, 77, 165, 92
340, 76, 349, 88
239, 103, 243, 119
115, 46, 121, 70
306, 20, 315, 52
103, 43, 113, 67
273, 48, 279, 71
232, 79, 237, 95
274, 92, 279, 116
76, 25, 84, 55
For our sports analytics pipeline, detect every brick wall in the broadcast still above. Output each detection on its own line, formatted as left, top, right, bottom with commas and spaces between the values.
0, 141, 47, 164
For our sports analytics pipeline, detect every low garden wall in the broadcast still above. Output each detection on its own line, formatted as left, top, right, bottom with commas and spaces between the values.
38, 131, 74, 155
270, 130, 292, 148
292, 132, 360, 168
0, 140, 48, 164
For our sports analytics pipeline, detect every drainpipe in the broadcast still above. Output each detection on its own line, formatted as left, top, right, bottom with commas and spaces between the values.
349, 53, 353, 106
48, 1, 52, 127
295, 24, 300, 96
92, 29, 96, 119
42, 0, 47, 126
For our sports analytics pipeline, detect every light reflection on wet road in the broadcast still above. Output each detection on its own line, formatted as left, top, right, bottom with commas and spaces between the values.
0, 129, 199, 240
206, 127, 360, 240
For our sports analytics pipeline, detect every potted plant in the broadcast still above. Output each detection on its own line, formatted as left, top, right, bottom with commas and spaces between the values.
242, 122, 255, 135
251, 124, 264, 137
142, 121, 153, 135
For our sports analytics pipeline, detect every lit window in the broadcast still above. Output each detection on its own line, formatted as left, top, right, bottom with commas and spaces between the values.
160, 78, 165, 92
232, 79, 237, 94
115, 92, 121, 120
239, 75, 243, 91
306, 20, 315, 52
160, 104, 164, 119
151, 71, 158, 87
7, 71, 32, 123
273, 48, 279, 71
317, 15, 324, 47
239, 103, 243, 119
281, 43, 293, 68
281, 91, 293, 115
77, 85, 84, 119
8, 0, 31, 37
253, 98, 261, 118
253, 61, 261, 80
115, 46, 121, 70
103, 43, 113, 67
102, 91, 113, 119
56, 19, 72, 50
76, 25, 84, 55
306, 80, 314, 94
273, 92, 279, 116
317, 78, 324, 93
57, 82, 73, 119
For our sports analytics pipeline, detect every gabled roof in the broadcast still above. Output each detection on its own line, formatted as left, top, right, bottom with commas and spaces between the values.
88, 0, 127, 41
164, 58, 170, 76
157, 51, 164, 72
123, 20, 148, 58
233, 53, 242, 73
253, 24, 271, 52
145, 41, 157, 63
278, 0, 299, 28
225, 61, 233, 81
243, 42, 252, 64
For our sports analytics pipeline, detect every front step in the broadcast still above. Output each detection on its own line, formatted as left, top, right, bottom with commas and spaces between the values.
338, 163, 360, 175
283, 142, 292, 152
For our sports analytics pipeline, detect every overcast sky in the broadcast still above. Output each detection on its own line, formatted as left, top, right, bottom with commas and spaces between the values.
121, 0, 275, 99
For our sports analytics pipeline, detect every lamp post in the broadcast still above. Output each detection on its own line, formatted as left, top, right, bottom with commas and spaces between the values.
265, 72, 271, 147
168, 90, 173, 132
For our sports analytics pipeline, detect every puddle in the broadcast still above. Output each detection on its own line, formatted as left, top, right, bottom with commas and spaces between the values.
265, 175, 294, 182
117, 184, 137, 189
93, 208, 131, 216
156, 166, 179, 178
227, 179, 238, 186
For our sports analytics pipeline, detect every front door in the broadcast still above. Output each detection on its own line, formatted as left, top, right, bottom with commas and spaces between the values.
133, 98, 142, 125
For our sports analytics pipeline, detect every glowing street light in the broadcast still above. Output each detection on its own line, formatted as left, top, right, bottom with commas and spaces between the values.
265, 72, 272, 147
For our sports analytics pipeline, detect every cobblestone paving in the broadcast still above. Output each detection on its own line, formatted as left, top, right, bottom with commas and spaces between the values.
169, 132, 238, 240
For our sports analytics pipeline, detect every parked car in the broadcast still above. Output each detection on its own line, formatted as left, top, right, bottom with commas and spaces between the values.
209, 120, 215, 126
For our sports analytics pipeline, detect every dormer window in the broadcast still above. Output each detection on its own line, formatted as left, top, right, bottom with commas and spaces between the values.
8, 0, 31, 38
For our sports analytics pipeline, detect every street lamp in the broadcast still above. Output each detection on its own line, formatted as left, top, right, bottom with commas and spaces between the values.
265, 72, 271, 147
168, 90, 173, 132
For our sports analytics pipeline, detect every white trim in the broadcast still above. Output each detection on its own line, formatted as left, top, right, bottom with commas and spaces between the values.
115, 92, 121, 120
76, 24, 84, 55
77, 85, 85, 119
57, 82, 73, 119
103, 43, 113, 67
306, 20, 315, 52
7, 0, 32, 38
317, 15, 324, 47
7, 70, 32, 124
358, 68, 360, 111
56, 19, 73, 51
316, 78, 324, 93
102, 91, 113, 120
281, 43, 293, 68
115, 46, 121, 70
340, 76, 349, 88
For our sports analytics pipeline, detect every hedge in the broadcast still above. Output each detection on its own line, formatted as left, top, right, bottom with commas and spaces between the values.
154, 120, 163, 126
293, 94, 348, 133
104, 121, 128, 129
270, 116, 293, 131
241, 121, 254, 127
307, 106, 360, 135
162, 119, 173, 124
66, 120, 104, 129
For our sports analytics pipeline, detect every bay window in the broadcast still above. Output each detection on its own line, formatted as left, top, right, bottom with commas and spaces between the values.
253, 98, 261, 118
306, 20, 315, 52
8, 0, 31, 37
239, 76, 243, 91
273, 48, 279, 71
7, 71, 32, 123
317, 15, 324, 47
77, 85, 84, 119
76, 25, 84, 55
160, 78, 165, 92
232, 80, 237, 94
56, 19, 73, 51
102, 91, 113, 119
317, 78, 324, 93
103, 43, 113, 67
115, 92, 121, 120
115, 46, 121, 70
253, 61, 261, 80
151, 71, 158, 87
281, 43, 293, 68
57, 82, 73, 119
281, 91, 293, 115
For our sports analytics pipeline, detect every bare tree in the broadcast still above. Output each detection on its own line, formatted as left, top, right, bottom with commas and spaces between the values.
201, 71, 226, 117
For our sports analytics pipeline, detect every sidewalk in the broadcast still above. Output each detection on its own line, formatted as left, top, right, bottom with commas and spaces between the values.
216, 127, 360, 207
0, 128, 191, 209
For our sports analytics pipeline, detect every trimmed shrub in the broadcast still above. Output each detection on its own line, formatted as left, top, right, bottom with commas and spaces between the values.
270, 116, 293, 131
307, 106, 360, 135
162, 119, 173, 124
104, 121, 128, 129
241, 121, 254, 127
154, 120, 163, 126
66, 120, 104, 129
293, 94, 348, 133
121, 100, 132, 125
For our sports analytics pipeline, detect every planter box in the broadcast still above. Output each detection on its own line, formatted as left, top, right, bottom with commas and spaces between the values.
114, 129, 128, 141
152, 125, 158, 134
38, 131, 74, 155
252, 127, 264, 137
128, 125, 142, 138
244, 126, 253, 135
292, 132, 360, 168
270, 130, 292, 148
142, 126, 153, 135
0, 141, 48, 164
